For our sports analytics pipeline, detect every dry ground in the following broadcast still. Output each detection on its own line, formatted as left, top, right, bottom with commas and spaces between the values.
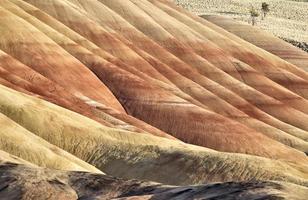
1, 0, 308, 198
175, 0, 308, 43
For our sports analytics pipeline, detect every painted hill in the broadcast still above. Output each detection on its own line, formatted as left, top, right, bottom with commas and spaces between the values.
0, 0, 307, 199
202, 15, 308, 72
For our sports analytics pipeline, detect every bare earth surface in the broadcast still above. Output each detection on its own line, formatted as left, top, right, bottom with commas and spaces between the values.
175, 0, 308, 43
1, 162, 308, 200
202, 14, 308, 71
0, 0, 308, 199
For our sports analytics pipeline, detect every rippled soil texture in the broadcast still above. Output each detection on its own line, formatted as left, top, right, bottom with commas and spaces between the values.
0, 0, 308, 199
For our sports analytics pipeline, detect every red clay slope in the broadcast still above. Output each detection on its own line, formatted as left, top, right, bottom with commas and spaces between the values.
0, 5, 124, 113
1, 0, 308, 163
96, 0, 308, 135
5, 0, 306, 153
203, 15, 308, 72
57, 0, 308, 146
158, 0, 308, 94
0, 3, 173, 140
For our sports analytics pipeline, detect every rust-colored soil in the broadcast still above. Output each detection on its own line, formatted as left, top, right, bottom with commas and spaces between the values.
0, 0, 307, 199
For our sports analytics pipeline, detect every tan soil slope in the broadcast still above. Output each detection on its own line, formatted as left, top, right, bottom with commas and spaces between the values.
0, 5, 124, 113
0, 0, 307, 160
159, 0, 308, 99
2, 0, 307, 159
89, 0, 308, 135
1, 84, 308, 186
0, 150, 37, 167
0, 2, 173, 140
0, 162, 307, 200
203, 15, 308, 72
113, 0, 308, 102
0, 48, 173, 139
0, 112, 102, 174
0, 0, 308, 198
48, 0, 308, 151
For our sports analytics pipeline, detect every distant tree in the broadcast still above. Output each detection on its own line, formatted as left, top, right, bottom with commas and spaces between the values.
261, 2, 270, 20
249, 7, 259, 26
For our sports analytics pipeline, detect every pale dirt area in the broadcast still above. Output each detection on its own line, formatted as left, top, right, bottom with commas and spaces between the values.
175, 0, 308, 43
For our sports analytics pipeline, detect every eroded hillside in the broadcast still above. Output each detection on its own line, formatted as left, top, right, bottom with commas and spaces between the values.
0, 0, 308, 199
